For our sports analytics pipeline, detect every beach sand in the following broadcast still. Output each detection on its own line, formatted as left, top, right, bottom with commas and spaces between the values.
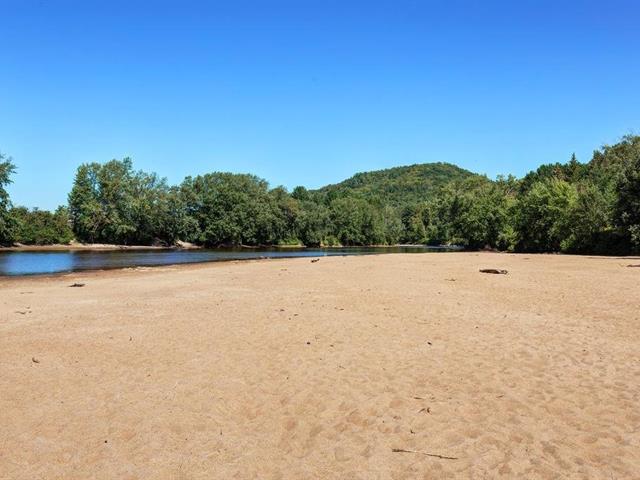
1, 253, 639, 479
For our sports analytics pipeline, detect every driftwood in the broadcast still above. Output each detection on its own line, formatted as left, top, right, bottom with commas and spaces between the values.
69, 283, 86, 288
627, 264, 640, 268
392, 448, 457, 460
479, 269, 508, 275
310, 258, 320, 263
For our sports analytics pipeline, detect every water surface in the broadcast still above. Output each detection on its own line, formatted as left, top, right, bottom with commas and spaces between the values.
0, 246, 458, 276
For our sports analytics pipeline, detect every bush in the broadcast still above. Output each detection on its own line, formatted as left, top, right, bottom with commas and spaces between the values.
10, 206, 74, 245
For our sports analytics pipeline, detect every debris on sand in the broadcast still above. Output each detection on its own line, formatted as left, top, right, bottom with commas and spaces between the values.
479, 269, 508, 275
627, 264, 640, 268
69, 283, 86, 288
31, 357, 40, 364
392, 448, 457, 460
311, 258, 320, 263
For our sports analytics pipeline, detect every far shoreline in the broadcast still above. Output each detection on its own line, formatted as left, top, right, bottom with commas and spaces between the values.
0, 243, 187, 252
0, 243, 456, 253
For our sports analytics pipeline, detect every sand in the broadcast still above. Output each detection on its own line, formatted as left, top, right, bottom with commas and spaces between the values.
1, 253, 639, 479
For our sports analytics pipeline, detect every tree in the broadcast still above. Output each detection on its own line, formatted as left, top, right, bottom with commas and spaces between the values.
180, 172, 285, 246
401, 204, 428, 244
514, 178, 577, 252
68, 162, 103, 243
615, 151, 640, 250
268, 186, 300, 244
422, 176, 516, 250
557, 181, 613, 253
291, 186, 310, 202
0, 153, 17, 245
329, 197, 385, 245
380, 205, 403, 245
296, 201, 331, 246
68, 158, 187, 245
10, 206, 73, 245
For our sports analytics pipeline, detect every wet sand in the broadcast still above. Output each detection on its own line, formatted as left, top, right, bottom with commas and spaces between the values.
1, 253, 639, 479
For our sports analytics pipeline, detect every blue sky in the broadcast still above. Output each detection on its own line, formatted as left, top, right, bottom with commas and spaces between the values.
1, 0, 639, 210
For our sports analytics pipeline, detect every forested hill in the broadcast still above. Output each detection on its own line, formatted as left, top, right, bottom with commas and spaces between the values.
313, 162, 476, 205
1, 134, 640, 254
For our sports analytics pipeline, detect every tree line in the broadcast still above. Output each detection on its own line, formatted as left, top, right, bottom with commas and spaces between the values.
0, 134, 639, 254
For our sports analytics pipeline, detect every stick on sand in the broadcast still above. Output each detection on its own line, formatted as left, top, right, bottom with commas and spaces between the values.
392, 448, 458, 460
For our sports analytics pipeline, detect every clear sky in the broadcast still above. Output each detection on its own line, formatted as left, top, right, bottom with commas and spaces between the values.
1, 0, 639, 210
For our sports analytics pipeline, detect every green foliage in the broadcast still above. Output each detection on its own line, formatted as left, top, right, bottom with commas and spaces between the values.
295, 201, 331, 247
2, 135, 640, 254
380, 205, 404, 245
515, 178, 577, 252
615, 150, 640, 250
316, 162, 475, 206
10, 206, 73, 245
400, 203, 429, 244
0, 154, 17, 245
561, 181, 615, 253
329, 197, 385, 245
68, 159, 190, 245
519, 155, 588, 194
180, 173, 296, 246
429, 177, 515, 249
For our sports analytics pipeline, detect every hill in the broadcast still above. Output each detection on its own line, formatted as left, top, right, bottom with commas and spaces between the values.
313, 162, 477, 205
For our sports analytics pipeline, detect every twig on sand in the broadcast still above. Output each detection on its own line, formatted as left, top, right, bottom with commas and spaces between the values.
627, 264, 640, 268
479, 269, 508, 275
310, 258, 320, 263
69, 283, 86, 288
392, 448, 457, 460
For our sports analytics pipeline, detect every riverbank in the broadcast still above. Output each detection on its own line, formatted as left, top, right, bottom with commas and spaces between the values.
1, 253, 638, 478
0, 242, 454, 253
0, 241, 202, 251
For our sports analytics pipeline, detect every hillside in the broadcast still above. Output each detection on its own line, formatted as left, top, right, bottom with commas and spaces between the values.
314, 162, 477, 205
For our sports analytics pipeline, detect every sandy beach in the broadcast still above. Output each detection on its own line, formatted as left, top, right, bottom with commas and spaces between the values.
1, 252, 639, 479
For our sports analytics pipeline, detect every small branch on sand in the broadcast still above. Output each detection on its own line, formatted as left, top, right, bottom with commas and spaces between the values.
69, 283, 86, 288
479, 269, 508, 275
392, 448, 457, 460
627, 264, 640, 268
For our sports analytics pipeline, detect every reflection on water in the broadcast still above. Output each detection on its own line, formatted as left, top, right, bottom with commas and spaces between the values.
0, 246, 459, 276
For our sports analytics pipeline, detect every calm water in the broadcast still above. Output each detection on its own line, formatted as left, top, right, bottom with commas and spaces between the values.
0, 246, 458, 276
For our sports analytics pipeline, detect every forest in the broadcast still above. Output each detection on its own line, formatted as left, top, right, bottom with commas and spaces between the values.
1, 135, 639, 254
